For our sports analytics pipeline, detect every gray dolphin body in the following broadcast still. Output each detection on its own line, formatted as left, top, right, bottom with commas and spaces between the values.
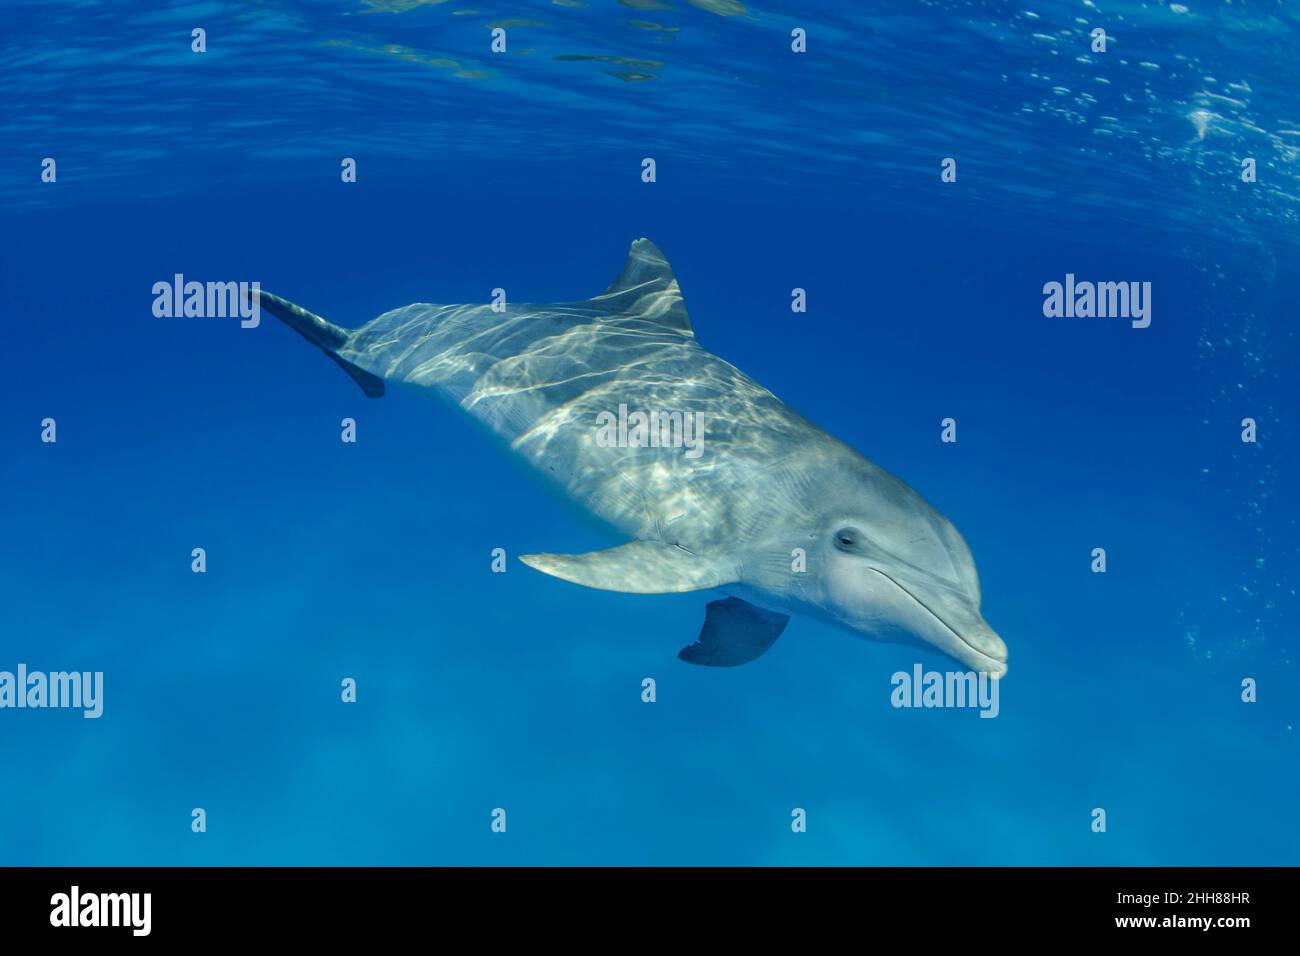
257, 239, 1008, 675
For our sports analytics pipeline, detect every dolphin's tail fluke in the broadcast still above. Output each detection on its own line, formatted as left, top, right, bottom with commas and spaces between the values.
251, 289, 385, 398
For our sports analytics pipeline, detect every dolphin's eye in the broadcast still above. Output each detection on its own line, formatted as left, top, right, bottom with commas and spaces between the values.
833, 527, 861, 552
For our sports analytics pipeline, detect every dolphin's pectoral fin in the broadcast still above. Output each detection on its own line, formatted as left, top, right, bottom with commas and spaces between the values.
678, 597, 789, 667
519, 541, 734, 594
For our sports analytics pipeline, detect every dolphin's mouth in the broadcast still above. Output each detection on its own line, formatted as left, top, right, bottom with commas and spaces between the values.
867, 568, 1008, 676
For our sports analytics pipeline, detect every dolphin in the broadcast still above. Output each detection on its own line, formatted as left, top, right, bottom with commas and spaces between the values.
254, 239, 1008, 676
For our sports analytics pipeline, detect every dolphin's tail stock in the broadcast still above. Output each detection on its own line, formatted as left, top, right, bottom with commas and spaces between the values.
251, 289, 385, 398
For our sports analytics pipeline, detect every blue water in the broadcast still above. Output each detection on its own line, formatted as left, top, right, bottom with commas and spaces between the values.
2, 0, 1297, 866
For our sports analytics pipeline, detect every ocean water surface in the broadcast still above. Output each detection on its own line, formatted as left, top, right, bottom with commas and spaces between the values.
1, 0, 1297, 865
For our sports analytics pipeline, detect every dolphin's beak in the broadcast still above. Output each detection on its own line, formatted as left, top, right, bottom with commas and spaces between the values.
868, 568, 1009, 676
940, 612, 1008, 677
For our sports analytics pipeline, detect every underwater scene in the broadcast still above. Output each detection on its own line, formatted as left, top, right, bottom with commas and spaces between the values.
1, 0, 1297, 866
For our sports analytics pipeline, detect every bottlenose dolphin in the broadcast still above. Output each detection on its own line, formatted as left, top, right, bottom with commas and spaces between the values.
255, 239, 1008, 675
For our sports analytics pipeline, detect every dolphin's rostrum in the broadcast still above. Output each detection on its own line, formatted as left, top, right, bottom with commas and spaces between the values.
255, 239, 1008, 676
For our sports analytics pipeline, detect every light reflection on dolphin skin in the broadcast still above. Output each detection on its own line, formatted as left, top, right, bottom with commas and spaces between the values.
255, 239, 1008, 676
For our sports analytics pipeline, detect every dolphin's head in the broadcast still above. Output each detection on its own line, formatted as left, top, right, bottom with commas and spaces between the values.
766, 460, 1008, 676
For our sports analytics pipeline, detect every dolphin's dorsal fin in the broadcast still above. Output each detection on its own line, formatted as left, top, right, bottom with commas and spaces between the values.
519, 540, 734, 593
678, 597, 789, 667
594, 238, 693, 335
